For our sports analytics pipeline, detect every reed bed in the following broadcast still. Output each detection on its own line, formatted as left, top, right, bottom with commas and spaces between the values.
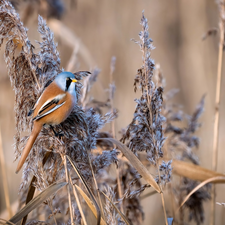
0, 0, 225, 225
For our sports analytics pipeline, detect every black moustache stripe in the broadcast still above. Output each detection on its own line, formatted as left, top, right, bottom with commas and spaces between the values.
66, 78, 72, 91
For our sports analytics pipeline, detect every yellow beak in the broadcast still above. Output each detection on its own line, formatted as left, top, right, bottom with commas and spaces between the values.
72, 79, 77, 83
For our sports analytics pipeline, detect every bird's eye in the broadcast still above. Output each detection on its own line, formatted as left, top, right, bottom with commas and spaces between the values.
65, 77, 72, 91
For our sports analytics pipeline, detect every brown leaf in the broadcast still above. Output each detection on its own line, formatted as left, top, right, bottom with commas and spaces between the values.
75, 185, 107, 225
97, 138, 161, 193
179, 176, 225, 209
172, 160, 224, 183
9, 182, 67, 224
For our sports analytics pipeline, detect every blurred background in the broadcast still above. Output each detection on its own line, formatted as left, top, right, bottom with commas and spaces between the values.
0, 0, 225, 224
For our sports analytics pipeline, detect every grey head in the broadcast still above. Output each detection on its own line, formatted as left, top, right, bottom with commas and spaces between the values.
54, 72, 77, 98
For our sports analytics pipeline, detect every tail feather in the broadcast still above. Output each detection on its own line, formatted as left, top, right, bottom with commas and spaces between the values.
15, 123, 42, 174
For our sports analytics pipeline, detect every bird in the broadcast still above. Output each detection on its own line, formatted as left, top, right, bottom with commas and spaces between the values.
16, 71, 78, 174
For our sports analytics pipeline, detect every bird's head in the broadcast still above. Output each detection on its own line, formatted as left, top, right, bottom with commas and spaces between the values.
55, 72, 77, 95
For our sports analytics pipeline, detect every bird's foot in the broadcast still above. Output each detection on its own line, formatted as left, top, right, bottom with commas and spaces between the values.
50, 125, 64, 139
55, 131, 64, 139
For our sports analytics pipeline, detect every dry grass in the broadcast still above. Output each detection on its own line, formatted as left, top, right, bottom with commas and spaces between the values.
211, 1, 225, 224
0, 129, 12, 218
0, 0, 225, 225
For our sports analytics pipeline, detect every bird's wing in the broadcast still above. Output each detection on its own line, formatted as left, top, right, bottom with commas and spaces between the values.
33, 93, 66, 121
28, 80, 54, 116
28, 93, 43, 116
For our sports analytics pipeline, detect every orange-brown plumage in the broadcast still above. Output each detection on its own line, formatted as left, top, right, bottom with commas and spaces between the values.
33, 81, 74, 125
16, 72, 77, 174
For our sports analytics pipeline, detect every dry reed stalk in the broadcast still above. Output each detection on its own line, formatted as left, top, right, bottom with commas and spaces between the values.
156, 160, 168, 225
140, 190, 157, 200
0, 201, 18, 219
48, 18, 96, 68
68, 174, 88, 225
109, 56, 124, 213
0, 218, 15, 225
0, 128, 13, 218
100, 138, 161, 193
155, 135, 168, 223
160, 193, 168, 225
137, 13, 168, 224
100, 190, 130, 225
66, 44, 79, 72
116, 166, 124, 213
162, 126, 175, 221
178, 178, 184, 224
61, 154, 74, 225
109, 56, 116, 137
168, 183, 176, 222
180, 176, 225, 211
66, 155, 102, 225
48, 200, 58, 225
75, 185, 106, 225
86, 151, 106, 222
211, 1, 225, 224
140, 15, 168, 224
9, 182, 67, 224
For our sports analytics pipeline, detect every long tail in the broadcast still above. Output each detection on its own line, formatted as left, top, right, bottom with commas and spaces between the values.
16, 122, 42, 174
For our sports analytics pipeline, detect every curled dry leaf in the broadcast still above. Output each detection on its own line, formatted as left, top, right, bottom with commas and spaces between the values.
9, 182, 67, 224
97, 138, 161, 193
172, 160, 224, 182
75, 185, 107, 225
179, 176, 225, 210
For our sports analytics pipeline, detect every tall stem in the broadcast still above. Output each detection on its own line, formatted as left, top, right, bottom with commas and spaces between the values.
0, 129, 13, 218
211, 1, 224, 224
68, 174, 88, 225
141, 26, 168, 224
156, 160, 168, 225
62, 154, 74, 224
87, 151, 106, 222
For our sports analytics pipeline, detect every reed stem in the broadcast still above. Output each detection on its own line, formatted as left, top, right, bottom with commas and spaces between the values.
62, 154, 74, 224
0, 129, 12, 218
211, 2, 225, 224
68, 174, 88, 225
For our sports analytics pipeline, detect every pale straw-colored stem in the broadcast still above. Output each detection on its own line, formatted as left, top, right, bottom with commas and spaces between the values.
161, 192, 168, 225
142, 34, 168, 225
87, 151, 106, 222
0, 129, 13, 218
109, 57, 116, 138
48, 19, 96, 68
116, 164, 124, 213
48, 200, 58, 225
212, 0, 224, 177
66, 44, 80, 72
61, 154, 74, 224
211, 2, 225, 225
109, 57, 124, 212
68, 174, 88, 225
156, 161, 168, 225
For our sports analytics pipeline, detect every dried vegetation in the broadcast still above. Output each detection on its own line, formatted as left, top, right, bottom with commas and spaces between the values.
0, 0, 225, 225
